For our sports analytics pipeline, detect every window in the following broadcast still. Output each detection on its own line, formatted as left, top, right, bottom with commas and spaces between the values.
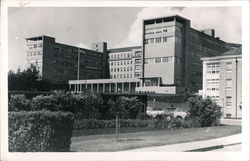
162, 57, 168, 62
145, 39, 149, 44
163, 26, 174, 33
135, 51, 141, 57
155, 37, 162, 43
127, 67, 129, 71
38, 43, 43, 48
114, 68, 116, 72
226, 79, 232, 90
150, 38, 154, 44
111, 68, 113, 72
207, 63, 220, 74
155, 57, 161, 63
117, 62, 120, 65
226, 62, 232, 72
145, 28, 154, 35
206, 79, 219, 91
163, 37, 167, 42
135, 59, 141, 64
226, 96, 232, 107
135, 72, 140, 77
155, 27, 162, 34
120, 74, 123, 78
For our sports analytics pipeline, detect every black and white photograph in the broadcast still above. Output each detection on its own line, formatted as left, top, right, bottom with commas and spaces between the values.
1, 0, 249, 160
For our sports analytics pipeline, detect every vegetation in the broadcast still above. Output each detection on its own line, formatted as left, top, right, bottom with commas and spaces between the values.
187, 95, 222, 127
9, 111, 74, 152
9, 92, 144, 120
8, 64, 51, 91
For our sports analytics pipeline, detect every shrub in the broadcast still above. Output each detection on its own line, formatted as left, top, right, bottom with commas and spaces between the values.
30, 95, 58, 111
9, 111, 74, 152
187, 96, 222, 127
9, 94, 30, 111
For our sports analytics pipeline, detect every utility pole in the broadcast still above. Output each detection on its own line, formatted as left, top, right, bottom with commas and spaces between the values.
116, 113, 119, 142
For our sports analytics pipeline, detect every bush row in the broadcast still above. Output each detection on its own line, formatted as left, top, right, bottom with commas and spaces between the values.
9, 93, 145, 120
73, 117, 201, 130
9, 111, 74, 152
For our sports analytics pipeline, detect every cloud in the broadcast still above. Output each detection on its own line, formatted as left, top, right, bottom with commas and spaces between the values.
116, 7, 241, 48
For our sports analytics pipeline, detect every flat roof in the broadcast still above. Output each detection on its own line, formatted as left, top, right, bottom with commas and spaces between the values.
143, 14, 189, 22
69, 78, 140, 84
108, 46, 142, 53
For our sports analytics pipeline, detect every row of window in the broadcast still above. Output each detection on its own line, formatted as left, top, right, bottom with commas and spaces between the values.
145, 26, 175, 35
207, 62, 234, 74
206, 78, 232, 91
110, 66, 133, 72
27, 51, 42, 57
27, 43, 43, 50
110, 60, 133, 66
210, 96, 220, 103
145, 36, 177, 44
144, 56, 182, 64
226, 96, 232, 107
109, 53, 132, 60
226, 62, 232, 72
206, 78, 219, 91
207, 63, 220, 74
111, 74, 133, 79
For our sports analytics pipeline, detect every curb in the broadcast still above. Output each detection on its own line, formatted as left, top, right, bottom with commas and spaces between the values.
185, 142, 241, 152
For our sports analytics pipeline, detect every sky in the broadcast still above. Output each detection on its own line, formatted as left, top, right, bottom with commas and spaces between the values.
8, 7, 241, 71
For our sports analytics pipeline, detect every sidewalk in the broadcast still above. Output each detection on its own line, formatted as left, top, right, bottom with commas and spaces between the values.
124, 134, 241, 152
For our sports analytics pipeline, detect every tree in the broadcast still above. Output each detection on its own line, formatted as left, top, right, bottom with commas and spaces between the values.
8, 64, 51, 91
187, 95, 222, 127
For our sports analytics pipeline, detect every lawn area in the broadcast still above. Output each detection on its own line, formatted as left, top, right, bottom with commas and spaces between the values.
71, 125, 241, 152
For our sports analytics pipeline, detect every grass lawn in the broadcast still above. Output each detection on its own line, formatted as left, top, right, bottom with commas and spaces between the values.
71, 125, 241, 152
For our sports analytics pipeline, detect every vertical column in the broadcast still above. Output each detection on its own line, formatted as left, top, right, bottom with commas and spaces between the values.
91, 84, 93, 92
115, 83, 118, 93
76, 84, 79, 93
103, 83, 105, 93
69, 84, 71, 92
122, 82, 124, 93
129, 82, 131, 93
109, 83, 111, 93
97, 83, 99, 93
80, 84, 82, 92
85, 83, 87, 91
158, 77, 160, 87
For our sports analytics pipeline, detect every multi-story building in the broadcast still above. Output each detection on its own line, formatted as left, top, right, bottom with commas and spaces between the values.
136, 15, 240, 94
25, 35, 108, 87
108, 46, 142, 79
201, 47, 242, 118
69, 15, 241, 95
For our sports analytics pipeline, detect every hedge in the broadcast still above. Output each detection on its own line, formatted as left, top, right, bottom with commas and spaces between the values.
73, 117, 200, 130
9, 111, 74, 152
